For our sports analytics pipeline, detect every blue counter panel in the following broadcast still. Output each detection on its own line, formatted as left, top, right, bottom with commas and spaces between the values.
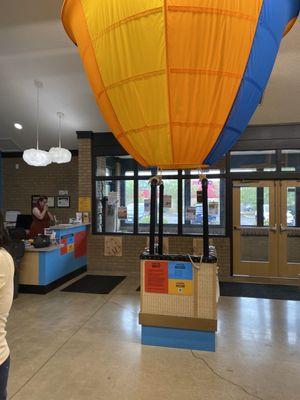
39, 250, 87, 285
53, 225, 86, 239
38, 225, 88, 286
141, 326, 215, 352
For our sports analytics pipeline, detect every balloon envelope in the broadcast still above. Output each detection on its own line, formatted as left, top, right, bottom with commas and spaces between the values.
62, 0, 299, 169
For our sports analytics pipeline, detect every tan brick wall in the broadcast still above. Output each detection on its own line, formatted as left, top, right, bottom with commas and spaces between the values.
78, 139, 92, 198
88, 235, 147, 273
87, 234, 230, 276
2, 156, 78, 223
78, 137, 232, 277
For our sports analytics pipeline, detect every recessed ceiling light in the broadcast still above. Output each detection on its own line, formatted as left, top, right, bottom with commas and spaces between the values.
14, 123, 23, 130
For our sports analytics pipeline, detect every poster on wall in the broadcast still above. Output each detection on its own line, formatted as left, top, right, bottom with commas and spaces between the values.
196, 190, 203, 203
163, 195, 172, 208
118, 206, 127, 220
108, 191, 118, 205
57, 196, 70, 208
209, 201, 219, 215
186, 207, 196, 221
144, 199, 150, 214
104, 236, 122, 257
78, 197, 91, 212
47, 197, 55, 208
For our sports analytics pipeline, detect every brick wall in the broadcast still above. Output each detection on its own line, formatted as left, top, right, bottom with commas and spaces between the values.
78, 139, 92, 198
78, 136, 232, 278
87, 234, 230, 276
2, 156, 78, 223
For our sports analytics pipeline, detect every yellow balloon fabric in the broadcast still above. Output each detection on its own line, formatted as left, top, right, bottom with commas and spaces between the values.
62, 0, 264, 169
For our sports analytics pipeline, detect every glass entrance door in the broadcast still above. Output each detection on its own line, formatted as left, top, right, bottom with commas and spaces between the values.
233, 180, 300, 278
278, 181, 300, 278
233, 181, 277, 277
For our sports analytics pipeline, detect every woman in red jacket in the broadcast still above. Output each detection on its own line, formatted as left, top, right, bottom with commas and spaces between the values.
29, 196, 54, 238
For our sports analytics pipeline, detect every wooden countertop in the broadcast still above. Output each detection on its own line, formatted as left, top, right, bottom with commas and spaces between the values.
25, 244, 63, 253
50, 223, 90, 230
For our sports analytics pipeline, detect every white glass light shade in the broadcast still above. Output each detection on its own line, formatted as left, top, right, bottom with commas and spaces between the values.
49, 147, 72, 164
23, 148, 52, 167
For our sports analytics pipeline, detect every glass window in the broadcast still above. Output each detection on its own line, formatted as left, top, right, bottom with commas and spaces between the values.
138, 179, 178, 234
183, 157, 226, 175
95, 179, 134, 233
286, 186, 300, 264
230, 151, 276, 172
138, 180, 151, 233
162, 180, 178, 233
96, 156, 135, 177
183, 178, 225, 235
281, 150, 300, 172
286, 187, 298, 227
239, 186, 269, 227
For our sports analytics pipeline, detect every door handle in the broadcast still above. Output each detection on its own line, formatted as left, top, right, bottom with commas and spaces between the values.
280, 224, 287, 232
233, 225, 241, 231
269, 224, 277, 232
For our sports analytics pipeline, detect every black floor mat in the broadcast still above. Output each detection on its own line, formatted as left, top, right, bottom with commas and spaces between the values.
62, 275, 126, 294
220, 282, 300, 301
136, 283, 300, 300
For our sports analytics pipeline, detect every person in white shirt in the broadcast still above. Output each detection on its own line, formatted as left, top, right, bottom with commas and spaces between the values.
0, 212, 14, 400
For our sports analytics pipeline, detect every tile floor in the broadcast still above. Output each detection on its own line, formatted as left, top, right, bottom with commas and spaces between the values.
6, 273, 300, 400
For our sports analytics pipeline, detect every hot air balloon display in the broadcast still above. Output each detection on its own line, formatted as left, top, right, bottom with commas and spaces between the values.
62, 0, 299, 170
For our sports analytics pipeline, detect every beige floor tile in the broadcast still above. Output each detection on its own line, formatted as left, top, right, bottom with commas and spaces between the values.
6, 277, 300, 400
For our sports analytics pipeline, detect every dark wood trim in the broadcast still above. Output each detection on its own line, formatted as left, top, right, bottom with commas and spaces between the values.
1, 151, 78, 158
139, 313, 217, 332
77, 131, 93, 139
19, 266, 87, 295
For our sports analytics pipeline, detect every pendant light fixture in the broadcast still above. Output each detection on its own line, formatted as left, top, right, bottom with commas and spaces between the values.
49, 112, 72, 164
23, 80, 52, 167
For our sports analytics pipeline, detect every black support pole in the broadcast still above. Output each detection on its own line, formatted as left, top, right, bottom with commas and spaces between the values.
158, 183, 164, 255
149, 179, 158, 254
202, 177, 209, 259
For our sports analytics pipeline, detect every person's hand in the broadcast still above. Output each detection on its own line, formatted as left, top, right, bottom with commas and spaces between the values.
44, 204, 49, 211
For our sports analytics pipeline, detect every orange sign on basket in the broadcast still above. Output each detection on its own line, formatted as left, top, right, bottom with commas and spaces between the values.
144, 261, 168, 294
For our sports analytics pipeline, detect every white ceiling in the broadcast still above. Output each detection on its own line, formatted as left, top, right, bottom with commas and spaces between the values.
0, 1, 299, 152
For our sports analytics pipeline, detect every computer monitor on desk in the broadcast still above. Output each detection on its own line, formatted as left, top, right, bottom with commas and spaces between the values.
5, 210, 21, 224
16, 214, 33, 230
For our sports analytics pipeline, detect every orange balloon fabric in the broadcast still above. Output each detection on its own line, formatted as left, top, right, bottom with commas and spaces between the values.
62, 0, 299, 169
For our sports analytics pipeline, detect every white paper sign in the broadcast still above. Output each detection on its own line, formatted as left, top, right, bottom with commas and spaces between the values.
108, 191, 118, 205
144, 199, 150, 214
163, 195, 172, 208
118, 207, 127, 220
186, 207, 196, 221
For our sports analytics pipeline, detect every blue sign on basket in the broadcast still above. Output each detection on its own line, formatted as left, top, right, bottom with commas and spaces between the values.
168, 261, 193, 280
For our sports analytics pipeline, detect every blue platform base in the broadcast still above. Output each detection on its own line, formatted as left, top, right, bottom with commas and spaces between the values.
141, 326, 215, 352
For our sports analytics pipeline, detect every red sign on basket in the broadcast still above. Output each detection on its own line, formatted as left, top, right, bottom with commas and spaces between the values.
144, 261, 168, 294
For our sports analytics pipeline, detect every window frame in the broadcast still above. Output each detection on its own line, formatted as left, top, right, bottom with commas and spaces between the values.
92, 156, 227, 236
92, 148, 300, 237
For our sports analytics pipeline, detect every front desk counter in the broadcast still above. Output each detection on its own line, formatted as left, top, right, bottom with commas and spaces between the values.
19, 224, 89, 294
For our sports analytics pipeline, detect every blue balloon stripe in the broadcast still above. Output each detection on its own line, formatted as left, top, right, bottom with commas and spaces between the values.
204, 0, 300, 166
